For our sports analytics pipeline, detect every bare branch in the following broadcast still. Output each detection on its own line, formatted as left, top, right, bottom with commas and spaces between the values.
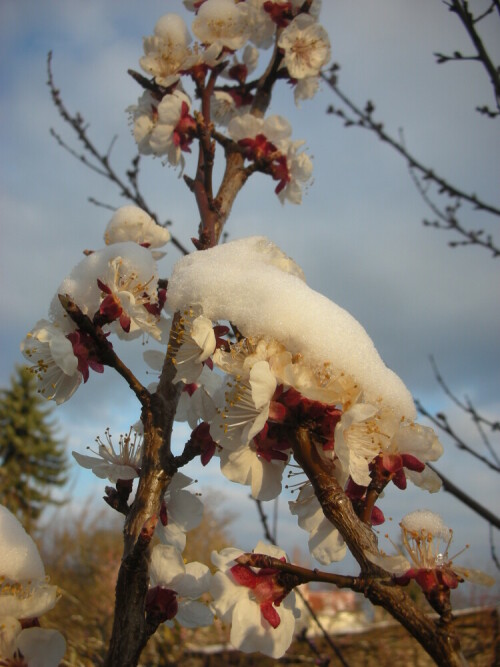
323, 73, 500, 255
47, 52, 190, 257
445, 0, 500, 113
416, 400, 500, 473
427, 463, 500, 529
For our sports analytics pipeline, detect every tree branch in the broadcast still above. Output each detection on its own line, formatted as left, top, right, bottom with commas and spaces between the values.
47, 52, 189, 257
291, 426, 467, 667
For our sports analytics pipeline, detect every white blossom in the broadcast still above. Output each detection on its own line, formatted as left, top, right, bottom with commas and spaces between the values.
334, 403, 443, 490
210, 541, 299, 658
0, 506, 64, 654
72, 426, 143, 483
210, 360, 276, 448
276, 139, 313, 205
165, 306, 217, 384
289, 484, 346, 564
219, 442, 287, 501
366, 510, 495, 588
278, 14, 331, 79
156, 473, 204, 552
246, 0, 277, 49
53, 242, 165, 341
192, 0, 251, 53
21, 319, 81, 405
150, 544, 214, 628
140, 13, 192, 87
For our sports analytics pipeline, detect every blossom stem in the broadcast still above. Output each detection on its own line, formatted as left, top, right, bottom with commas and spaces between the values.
236, 553, 369, 591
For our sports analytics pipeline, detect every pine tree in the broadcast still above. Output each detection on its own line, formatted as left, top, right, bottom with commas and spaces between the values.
0, 365, 68, 529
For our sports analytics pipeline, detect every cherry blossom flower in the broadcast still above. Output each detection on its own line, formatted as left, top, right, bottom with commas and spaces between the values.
220, 44, 259, 83
278, 13, 330, 79
52, 242, 166, 342
245, 0, 277, 48
192, 0, 251, 53
293, 74, 320, 105
72, 426, 143, 483
140, 13, 192, 87
227, 114, 313, 204
210, 541, 299, 657
175, 365, 221, 429
219, 438, 288, 500
0, 506, 66, 664
0, 626, 66, 667
289, 483, 346, 564
147, 544, 213, 628
104, 206, 171, 253
162, 306, 217, 384
210, 360, 277, 448
21, 319, 83, 405
128, 90, 196, 170
366, 511, 494, 610
156, 473, 204, 552
334, 403, 443, 491
275, 139, 313, 205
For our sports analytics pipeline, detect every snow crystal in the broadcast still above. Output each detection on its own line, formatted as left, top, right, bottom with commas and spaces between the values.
0, 505, 45, 582
401, 510, 451, 540
166, 237, 416, 418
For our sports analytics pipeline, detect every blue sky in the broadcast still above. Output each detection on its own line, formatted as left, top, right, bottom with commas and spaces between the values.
1, 1, 499, 586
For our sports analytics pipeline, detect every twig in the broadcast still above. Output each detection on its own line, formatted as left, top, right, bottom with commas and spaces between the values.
237, 552, 369, 591
426, 463, 500, 529
445, 0, 500, 113
47, 52, 190, 257
322, 73, 500, 256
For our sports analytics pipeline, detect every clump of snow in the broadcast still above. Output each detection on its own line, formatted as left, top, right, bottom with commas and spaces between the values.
0, 505, 45, 582
104, 206, 171, 248
50, 242, 159, 320
166, 237, 416, 418
401, 510, 451, 540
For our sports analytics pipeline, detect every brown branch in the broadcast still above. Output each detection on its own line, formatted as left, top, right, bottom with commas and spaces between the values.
104, 320, 183, 667
323, 77, 500, 217
416, 400, 500, 473
323, 71, 500, 256
291, 425, 466, 667
47, 52, 189, 257
237, 552, 368, 591
426, 463, 500, 529
446, 0, 500, 112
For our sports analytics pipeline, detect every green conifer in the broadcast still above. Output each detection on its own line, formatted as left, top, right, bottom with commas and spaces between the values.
0, 365, 68, 529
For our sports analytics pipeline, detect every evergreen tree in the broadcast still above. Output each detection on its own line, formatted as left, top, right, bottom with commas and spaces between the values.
0, 365, 68, 529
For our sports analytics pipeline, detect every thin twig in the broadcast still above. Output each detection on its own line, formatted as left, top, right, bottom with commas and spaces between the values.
416, 400, 500, 473
47, 51, 190, 257
427, 463, 500, 529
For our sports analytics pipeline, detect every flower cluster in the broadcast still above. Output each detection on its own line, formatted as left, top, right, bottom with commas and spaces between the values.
0, 506, 66, 665
22, 207, 169, 404
163, 236, 445, 568
366, 510, 494, 613
127, 0, 330, 202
